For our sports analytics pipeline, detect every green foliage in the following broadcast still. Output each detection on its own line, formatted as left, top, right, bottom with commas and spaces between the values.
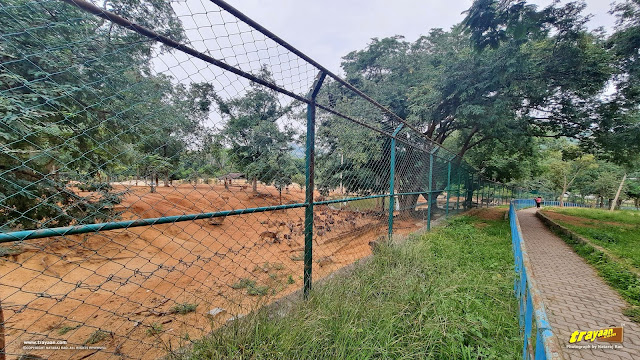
246, 284, 270, 297
218, 71, 301, 193
573, 161, 626, 201
230, 277, 269, 296
0, 0, 191, 230
626, 177, 640, 208
546, 206, 640, 224
172, 303, 198, 315
147, 322, 164, 336
231, 278, 256, 290
176, 213, 520, 359
58, 325, 80, 335
85, 330, 111, 345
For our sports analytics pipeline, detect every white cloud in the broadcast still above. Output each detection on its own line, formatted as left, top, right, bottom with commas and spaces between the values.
223, 0, 617, 75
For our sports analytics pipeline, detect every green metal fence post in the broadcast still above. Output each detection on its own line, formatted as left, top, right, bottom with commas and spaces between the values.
446, 159, 451, 217
303, 71, 326, 299
490, 182, 494, 208
427, 149, 435, 230
480, 180, 483, 207
388, 124, 404, 239
475, 175, 479, 207
485, 181, 489, 208
456, 168, 462, 211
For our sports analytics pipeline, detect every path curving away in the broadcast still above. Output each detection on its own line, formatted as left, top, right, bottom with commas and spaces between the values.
518, 207, 640, 360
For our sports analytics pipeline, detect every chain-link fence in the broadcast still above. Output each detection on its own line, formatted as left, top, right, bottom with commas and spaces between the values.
1, 1, 530, 359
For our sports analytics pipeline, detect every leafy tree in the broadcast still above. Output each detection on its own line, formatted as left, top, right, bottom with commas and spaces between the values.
543, 143, 597, 207
608, 0, 640, 108
292, 173, 306, 191
218, 70, 296, 193
626, 176, 640, 209
0, 0, 184, 230
574, 161, 626, 208
319, 1, 612, 214
248, 150, 298, 204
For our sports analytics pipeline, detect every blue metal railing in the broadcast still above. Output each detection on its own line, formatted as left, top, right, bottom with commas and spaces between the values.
510, 200, 562, 360
541, 201, 588, 208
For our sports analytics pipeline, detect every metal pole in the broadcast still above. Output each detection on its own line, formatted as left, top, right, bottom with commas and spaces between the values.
388, 124, 404, 239
446, 160, 451, 217
303, 71, 326, 299
476, 175, 479, 207
490, 182, 494, 208
456, 168, 462, 211
427, 151, 434, 230
0, 298, 4, 360
486, 181, 490, 208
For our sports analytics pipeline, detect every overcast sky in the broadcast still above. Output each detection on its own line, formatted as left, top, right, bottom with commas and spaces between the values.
222, 0, 617, 75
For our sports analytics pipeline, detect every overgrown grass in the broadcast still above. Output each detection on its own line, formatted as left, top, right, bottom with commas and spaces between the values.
147, 322, 164, 336
542, 207, 640, 269
173, 212, 520, 359
172, 303, 198, 315
547, 207, 640, 224
57, 324, 80, 335
85, 330, 110, 344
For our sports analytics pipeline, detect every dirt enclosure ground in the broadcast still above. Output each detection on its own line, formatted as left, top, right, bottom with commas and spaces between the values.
0, 182, 425, 359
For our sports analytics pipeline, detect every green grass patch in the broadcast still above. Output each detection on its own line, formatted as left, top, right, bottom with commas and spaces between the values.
0, 245, 22, 257
290, 253, 304, 261
246, 284, 270, 297
147, 322, 164, 336
623, 307, 640, 323
329, 196, 386, 211
231, 278, 270, 297
172, 213, 520, 359
231, 278, 256, 290
57, 324, 80, 335
172, 303, 198, 315
85, 330, 110, 344
542, 208, 640, 270
547, 207, 640, 225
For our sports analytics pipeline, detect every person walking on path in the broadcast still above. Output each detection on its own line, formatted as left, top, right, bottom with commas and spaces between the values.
535, 196, 542, 208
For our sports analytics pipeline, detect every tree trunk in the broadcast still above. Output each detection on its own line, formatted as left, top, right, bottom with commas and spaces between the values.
559, 180, 567, 207
252, 177, 257, 193
465, 186, 474, 209
279, 188, 282, 205
610, 173, 627, 211
399, 193, 420, 216
164, 171, 169, 187
150, 172, 156, 193
430, 191, 443, 211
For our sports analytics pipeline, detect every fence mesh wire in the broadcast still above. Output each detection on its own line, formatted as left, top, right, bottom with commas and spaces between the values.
1, 1, 532, 359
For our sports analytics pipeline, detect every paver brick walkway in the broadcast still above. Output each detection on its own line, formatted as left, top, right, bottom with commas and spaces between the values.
518, 207, 640, 360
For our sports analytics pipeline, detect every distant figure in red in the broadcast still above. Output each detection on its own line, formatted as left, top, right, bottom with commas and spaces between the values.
535, 196, 542, 208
